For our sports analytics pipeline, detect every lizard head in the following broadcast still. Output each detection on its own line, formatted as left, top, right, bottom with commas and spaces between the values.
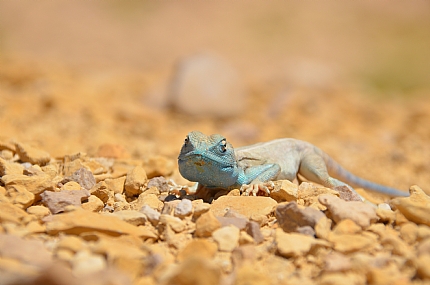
178, 131, 239, 188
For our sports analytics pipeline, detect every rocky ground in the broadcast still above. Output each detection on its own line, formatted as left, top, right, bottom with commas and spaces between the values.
1, 55, 430, 285
1, 2, 430, 284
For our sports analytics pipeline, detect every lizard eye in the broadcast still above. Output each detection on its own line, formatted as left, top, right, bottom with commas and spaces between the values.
219, 140, 227, 153
184, 136, 189, 144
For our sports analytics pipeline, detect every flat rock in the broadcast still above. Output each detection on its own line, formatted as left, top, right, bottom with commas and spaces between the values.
195, 211, 221, 238
216, 216, 248, 230
6, 184, 35, 209
275, 201, 325, 233
318, 194, 377, 228
390, 185, 430, 226
0, 201, 30, 224
211, 196, 277, 219
270, 180, 298, 203
27, 205, 51, 219
2, 173, 54, 196
69, 168, 96, 190
0, 157, 23, 176
43, 208, 157, 239
275, 229, 329, 258
41, 189, 90, 214
81, 195, 104, 212
15, 142, 51, 166
169, 52, 245, 117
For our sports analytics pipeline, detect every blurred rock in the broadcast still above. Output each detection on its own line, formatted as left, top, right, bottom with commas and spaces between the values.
275, 201, 324, 234
111, 210, 147, 226
26, 205, 51, 219
216, 216, 248, 230
144, 156, 175, 178
0, 201, 30, 224
275, 229, 329, 258
245, 221, 264, 244
212, 225, 240, 252
297, 182, 339, 210
177, 239, 218, 262
319, 194, 377, 228
174, 199, 193, 219
160, 257, 220, 285
6, 184, 35, 209
195, 211, 221, 238
390, 185, 430, 226
169, 53, 245, 117
15, 142, 51, 166
140, 205, 161, 226
82, 195, 104, 212
69, 168, 96, 190
124, 166, 147, 197
270, 180, 298, 203
0, 157, 23, 176
41, 189, 90, 214
2, 172, 54, 197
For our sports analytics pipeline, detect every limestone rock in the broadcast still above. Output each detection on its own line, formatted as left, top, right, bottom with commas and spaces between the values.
26, 205, 51, 219
81, 195, 104, 212
6, 184, 35, 209
105, 176, 126, 194
72, 250, 107, 277
245, 221, 264, 244
328, 232, 377, 253
177, 239, 218, 262
2, 173, 54, 196
140, 205, 161, 226
159, 214, 186, 233
0, 157, 23, 176
169, 52, 245, 117
195, 211, 221, 238
270, 180, 298, 202
41, 189, 90, 214
212, 225, 240, 252
15, 142, 51, 166
90, 181, 112, 203
69, 168, 96, 190
110, 210, 147, 226
216, 216, 248, 230
390, 185, 430, 226
298, 182, 339, 210
332, 219, 362, 235
417, 254, 430, 279
44, 208, 157, 239
132, 193, 163, 211
275, 229, 329, 258
124, 166, 147, 197
211, 196, 277, 219
275, 201, 325, 234
147, 176, 170, 193
174, 199, 193, 218
161, 257, 221, 285
318, 194, 378, 228
61, 181, 81, 190
0, 202, 30, 224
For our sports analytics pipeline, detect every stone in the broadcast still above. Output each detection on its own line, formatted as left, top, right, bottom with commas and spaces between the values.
245, 221, 264, 244
174, 199, 193, 218
69, 167, 96, 190
390, 185, 430, 226
297, 182, 339, 210
332, 219, 362, 235
6, 184, 35, 209
161, 257, 221, 285
376, 208, 396, 224
105, 176, 126, 194
0, 233, 52, 267
380, 234, 412, 258
44, 208, 157, 239
400, 222, 418, 244
111, 210, 147, 226
235, 264, 272, 285
192, 202, 211, 220
275, 201, 325, 233
177, 239, 218, 262
211, 196, 277, 219
27, 205, 51, 219
56, 235, 86, 253
81, 195, 104, 212
169, 52, 245, 117
0, 202, 30, 224
40, 189, 90, 214
418, 226, 430, 241
124, 166, 147, 197
318, 194, 378, 228
0, 157, 23, 176
159, 214, 186, 233
72, 250, 107, 277
147, 176, 170, 193
212, 225, 240, 252
324, 252, 352, 272
275, 229, 329, 258
90, 181, 111, 203
328, 232, 377, 253
216, 216, 248, 230
195, 211, 221, 238
140, 205, 161, 226
61, 181, 82, 190
15, 142, 51, 165
270, 180, 298, 202
143, 155, 175, 178
238, 231, 255, 245
417, 254, 430, 279
2, 173, 54, 196
132, 193, 163, 211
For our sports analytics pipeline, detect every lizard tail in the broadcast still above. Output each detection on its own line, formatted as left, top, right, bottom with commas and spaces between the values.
318, 149, 409, 197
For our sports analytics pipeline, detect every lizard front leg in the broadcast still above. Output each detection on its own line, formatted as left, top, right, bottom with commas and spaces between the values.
237, 164, 281, 196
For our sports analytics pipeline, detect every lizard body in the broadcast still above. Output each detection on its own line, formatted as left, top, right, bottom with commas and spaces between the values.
178, 131, 409, 198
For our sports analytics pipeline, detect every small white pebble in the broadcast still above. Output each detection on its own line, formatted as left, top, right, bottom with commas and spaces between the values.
377, 203, 391, 210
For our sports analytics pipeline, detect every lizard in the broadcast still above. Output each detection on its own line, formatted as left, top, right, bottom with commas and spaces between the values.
177, 130, 409, 200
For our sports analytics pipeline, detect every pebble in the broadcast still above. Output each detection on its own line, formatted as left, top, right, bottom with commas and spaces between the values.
40, 189, 90, 214
212, 225, 240, 252
269, 180, 298, 202
124, 166, 147, 197
69, 168, 96, 190
174, 199, 193, 218
195, 211, 221, 238
14, 142, 51, 166
169, 52, 245, 117
140, 204, 161, 226
110, 210, 147, 226
211, 196, 277, 219
390, 185, 430, 226
275, 201, 325, 234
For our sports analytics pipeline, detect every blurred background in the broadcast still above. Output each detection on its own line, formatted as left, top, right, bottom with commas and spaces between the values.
0, 0, 429, 190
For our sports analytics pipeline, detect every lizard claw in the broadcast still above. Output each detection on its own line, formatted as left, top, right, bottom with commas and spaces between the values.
240, 181, 275, 196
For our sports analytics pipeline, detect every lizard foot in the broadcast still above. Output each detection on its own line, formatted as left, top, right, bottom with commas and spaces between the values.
240, 182, 275, 196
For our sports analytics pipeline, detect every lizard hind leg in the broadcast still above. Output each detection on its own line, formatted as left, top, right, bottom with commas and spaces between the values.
298, 154, 363, 201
